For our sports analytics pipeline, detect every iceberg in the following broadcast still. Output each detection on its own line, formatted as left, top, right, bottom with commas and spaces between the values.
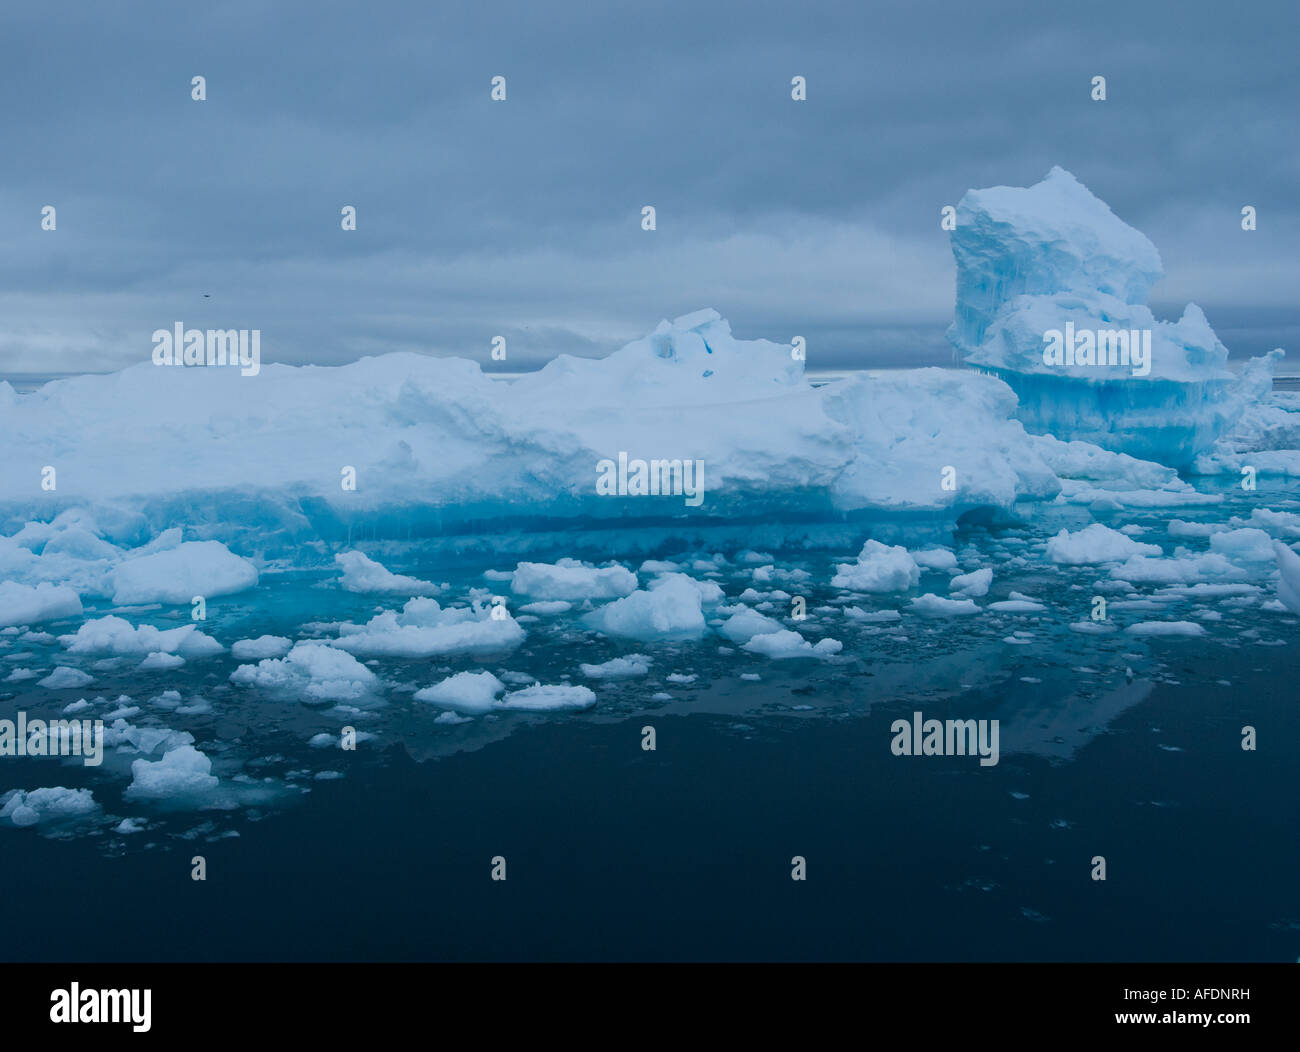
0, 309, 1094, 555
947, 166, 1279, 466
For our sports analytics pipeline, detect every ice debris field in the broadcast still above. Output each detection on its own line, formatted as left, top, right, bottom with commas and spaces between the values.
1, 168, 1298, 846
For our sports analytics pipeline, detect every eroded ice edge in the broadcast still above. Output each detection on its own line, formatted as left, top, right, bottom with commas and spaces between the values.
1, 168, 1297, 849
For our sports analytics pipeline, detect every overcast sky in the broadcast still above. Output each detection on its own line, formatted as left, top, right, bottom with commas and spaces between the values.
0, 0, 1295, 376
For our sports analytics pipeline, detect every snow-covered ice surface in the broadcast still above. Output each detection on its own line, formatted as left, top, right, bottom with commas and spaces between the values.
1, 167, 1297, 856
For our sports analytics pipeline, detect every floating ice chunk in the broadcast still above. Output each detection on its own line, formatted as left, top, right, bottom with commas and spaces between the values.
1068, 621, 1117, 634
414, 671, 506, 713
1234, 509, 1300, 539
638, 559, 682, 574
36, 666, 94, 689
717, 607, 785, 643
334, 551, 441, 595
0, 582, 83, 629
231, 635, 293, 660
1110, 532, 1277, 587
518, 600, 572, 615
1032, 434, 1179, 488
988, 599, 1048, 613
908, 594, 980, 617
949, 567, 993, 597
1124, 621, 1207, 637
750, 565, 810, 586
0, 787, 97, 827
124, 745, 219, 800
138, 651, 185, 671
1110, 552, 1246, 585
580, 655, 652, 679
583, 576, 706, 641
414, 673, 594, 712
499, 684, 596, 711
103, 717, 194, 755
831, 540, 920, 592
1056, 481, 1223, 509
1208, 528, 1276, 565
913, 548, 959, 572
649, 571, 725, 604
1046, 523, 1162, 564
4, 668, 38, 682
331, 597, 525, 657
1273, 541, 1300, 614
60, 616, 224, 659
844, 607, 902, 622
308, 729, 375, 748
510, 560, 637, 601
230, 642, 378, 702
1167, 518, 1223, 538
742, 630, 842, 660
112, 540, 258, 605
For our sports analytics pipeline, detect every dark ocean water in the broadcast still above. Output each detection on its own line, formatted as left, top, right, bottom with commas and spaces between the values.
2, 641, 1296, 962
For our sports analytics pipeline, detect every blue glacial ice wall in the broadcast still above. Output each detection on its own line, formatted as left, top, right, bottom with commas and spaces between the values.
946, 166, 1280, 467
